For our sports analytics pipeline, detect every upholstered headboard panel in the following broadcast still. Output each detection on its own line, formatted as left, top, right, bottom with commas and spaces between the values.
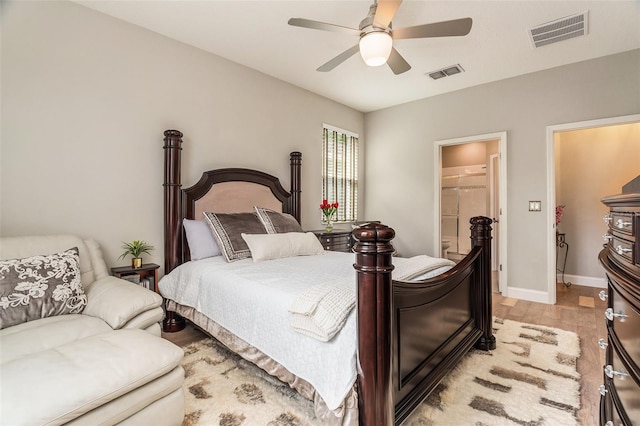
192, 181, 283, 221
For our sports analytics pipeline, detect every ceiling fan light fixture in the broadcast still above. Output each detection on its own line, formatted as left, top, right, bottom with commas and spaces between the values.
359, 31, 392, 66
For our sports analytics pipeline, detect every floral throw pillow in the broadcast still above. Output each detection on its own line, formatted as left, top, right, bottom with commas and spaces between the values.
0, 247, 87, 329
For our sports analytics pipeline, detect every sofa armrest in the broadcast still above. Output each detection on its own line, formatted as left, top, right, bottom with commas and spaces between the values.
83, 277, 163, 330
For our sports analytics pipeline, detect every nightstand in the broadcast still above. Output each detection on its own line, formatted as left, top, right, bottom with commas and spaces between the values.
311, 229, 353, 252
111, 263, 160, 292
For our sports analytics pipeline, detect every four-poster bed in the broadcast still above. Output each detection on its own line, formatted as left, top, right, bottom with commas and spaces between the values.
161, 129, 495, 425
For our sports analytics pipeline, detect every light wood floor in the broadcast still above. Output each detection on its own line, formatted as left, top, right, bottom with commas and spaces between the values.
494, 283, 606, 426
163, 283, 606, 425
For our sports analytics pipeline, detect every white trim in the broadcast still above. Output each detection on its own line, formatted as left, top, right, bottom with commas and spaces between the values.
558, 274, 607, 289
434, 131, 508, 295
546, 113, 640, 305
505, 286, 550, 304
488, 154, 499, 273
322, 123, 359, 138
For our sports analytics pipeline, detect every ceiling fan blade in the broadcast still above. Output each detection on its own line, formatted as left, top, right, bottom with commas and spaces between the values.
317, 45, 360, 72
288, 18, 360, 36
387, 47, 411, 75
373, 0, 402, 29
393, 17, 472, 39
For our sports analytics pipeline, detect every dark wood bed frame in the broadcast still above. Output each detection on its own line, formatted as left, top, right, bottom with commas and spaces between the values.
162, 129, 495, 425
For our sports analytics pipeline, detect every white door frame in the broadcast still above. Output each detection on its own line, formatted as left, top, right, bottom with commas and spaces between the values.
545, 113, 640, 304
489, 153, 500, 273
434, 131, 508, 294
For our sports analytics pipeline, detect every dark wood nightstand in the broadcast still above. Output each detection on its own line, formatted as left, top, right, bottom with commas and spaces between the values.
311, 229, 353, 252
111, 263, 160, 292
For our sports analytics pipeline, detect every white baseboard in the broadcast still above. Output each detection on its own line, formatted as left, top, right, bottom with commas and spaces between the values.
505, 287, 551, 304
504, 275, 607, 305
557, 273, 607, 288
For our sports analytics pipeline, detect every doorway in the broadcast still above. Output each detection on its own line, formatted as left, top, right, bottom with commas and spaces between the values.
434, 132, 508, 294
545, 114, 640, 304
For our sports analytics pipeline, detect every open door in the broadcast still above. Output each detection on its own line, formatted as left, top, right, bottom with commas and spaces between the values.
435, 132, 507, 295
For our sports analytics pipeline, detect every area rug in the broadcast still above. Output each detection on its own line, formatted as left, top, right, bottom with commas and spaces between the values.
180, 318, 581, 425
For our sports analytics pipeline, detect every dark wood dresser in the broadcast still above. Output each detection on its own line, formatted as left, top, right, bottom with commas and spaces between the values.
599, 176, 640, 426
311, 229, 353, 252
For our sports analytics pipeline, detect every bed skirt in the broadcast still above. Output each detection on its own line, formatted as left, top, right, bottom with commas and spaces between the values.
165, 300, 358, 425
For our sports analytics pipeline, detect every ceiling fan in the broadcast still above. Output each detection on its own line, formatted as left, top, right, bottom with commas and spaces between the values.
288, 0, 472, 75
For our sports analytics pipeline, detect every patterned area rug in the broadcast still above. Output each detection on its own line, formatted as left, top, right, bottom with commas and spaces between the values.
180, 318, 581, 425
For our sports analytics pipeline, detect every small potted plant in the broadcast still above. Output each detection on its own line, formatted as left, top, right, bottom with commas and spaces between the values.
119, 240, 154, 268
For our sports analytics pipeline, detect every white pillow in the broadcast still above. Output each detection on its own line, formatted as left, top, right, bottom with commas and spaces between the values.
183, 218, 222, 260
241, 232, 325, 262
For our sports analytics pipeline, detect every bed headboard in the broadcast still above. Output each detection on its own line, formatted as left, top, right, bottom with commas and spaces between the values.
163, 129, 302, 273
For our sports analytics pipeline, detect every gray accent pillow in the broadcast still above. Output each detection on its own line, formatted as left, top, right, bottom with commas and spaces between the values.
203, 212, 267, 262
254, 207, 303, 234
183, 218, 222, 260
0, 247, 87, 330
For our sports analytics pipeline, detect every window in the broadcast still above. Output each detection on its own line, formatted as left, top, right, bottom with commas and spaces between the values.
322, 124, 359, 222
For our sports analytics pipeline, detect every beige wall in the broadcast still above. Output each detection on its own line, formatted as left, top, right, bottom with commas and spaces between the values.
2, 1, 639, 299
555, 123, 640, 280
442, 142, 488, 168
0, 1, 364, 272
364, 49, 640, 297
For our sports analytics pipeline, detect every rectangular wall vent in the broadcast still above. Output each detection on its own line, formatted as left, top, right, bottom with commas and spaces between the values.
427, 64, 464, 80
529, 11, 589, 48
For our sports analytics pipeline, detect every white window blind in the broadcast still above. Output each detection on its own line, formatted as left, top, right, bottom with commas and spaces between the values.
322, 125, 358, 222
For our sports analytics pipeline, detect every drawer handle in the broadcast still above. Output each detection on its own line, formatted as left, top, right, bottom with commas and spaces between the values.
603, 234, 613, 241
598, 384, 608, 396
599, 290, 608, 301
604, 214, 612, 223
615, 219, 632, 229
615, 245, 632, 255
604, 364, 628, 380
598, 338, 608, 349
605, 308, 627, 322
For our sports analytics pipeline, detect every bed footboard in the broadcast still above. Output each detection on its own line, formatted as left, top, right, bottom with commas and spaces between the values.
353, 217, 494, 426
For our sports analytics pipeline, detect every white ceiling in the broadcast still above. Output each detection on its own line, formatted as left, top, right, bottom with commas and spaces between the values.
75, 1, 640, 113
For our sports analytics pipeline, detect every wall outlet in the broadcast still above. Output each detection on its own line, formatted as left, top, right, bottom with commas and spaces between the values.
529, 201, 541, 211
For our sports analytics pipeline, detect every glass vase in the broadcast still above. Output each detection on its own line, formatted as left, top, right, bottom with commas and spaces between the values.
325, 218, 333, 232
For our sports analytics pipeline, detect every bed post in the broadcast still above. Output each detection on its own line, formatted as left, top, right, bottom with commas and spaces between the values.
163, 129, 183, 273
289, 151, 302, 223
352, 223, 396, 426
163, 129, 186, 333
470, 216, 496, 350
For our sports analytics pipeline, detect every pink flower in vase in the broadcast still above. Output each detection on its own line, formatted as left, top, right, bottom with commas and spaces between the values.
555, 205, 565, 225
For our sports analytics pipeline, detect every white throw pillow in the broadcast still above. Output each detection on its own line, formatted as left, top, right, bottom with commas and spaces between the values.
241, 232, 325, 262
183, 218, 222, 260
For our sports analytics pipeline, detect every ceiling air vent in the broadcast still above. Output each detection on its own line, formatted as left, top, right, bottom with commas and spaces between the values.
529, 11, 589, 48
427, 64, 464, 80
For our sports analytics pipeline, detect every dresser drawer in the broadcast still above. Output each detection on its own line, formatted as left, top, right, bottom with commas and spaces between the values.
607, 278, 640, 372
605, 339, 640, 425
312, 230, 352, 253
608, 236, 635, 265
610, 406, 625, 426
609, 212, 636, 237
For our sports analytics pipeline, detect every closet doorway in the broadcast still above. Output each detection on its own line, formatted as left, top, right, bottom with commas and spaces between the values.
545, 114, 640, 304
434, 132, 508, 294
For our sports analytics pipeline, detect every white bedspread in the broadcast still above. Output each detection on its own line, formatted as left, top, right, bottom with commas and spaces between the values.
158, 252, 453, 411
289, 255, 455, 342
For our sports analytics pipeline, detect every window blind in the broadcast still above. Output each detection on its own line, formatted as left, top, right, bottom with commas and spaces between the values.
322, 125, 358, 222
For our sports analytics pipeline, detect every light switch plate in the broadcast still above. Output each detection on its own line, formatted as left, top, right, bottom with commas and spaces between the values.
529, 201, 541, 211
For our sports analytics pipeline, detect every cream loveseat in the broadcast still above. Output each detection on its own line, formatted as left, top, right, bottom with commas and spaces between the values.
0, 235, 185, 425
